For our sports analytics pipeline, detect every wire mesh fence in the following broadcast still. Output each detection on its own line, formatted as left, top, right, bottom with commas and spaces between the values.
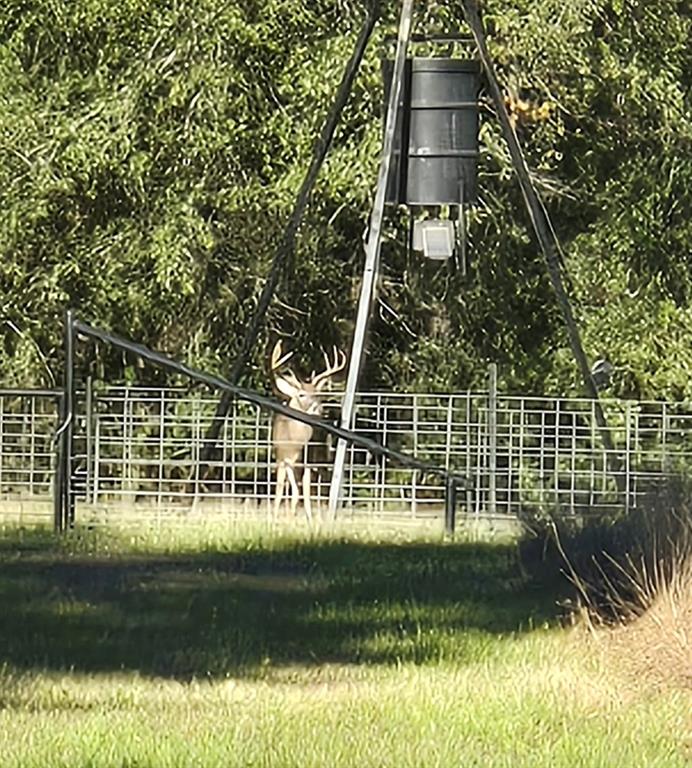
3, 384, 692, 527
0, 389, 61, 524
75, 386, 692, 525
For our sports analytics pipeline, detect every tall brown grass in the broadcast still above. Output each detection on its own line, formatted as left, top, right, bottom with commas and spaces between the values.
519, 477, 692, 688
605, 559, 691, 689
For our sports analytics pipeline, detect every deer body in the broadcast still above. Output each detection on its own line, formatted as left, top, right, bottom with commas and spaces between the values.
270, 342, 345, 520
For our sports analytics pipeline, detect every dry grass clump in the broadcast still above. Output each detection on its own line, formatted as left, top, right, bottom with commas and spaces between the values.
601, 560, 691, 690
521, 477, 692, 688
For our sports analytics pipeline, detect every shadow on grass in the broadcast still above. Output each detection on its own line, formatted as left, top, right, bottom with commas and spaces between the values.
0, 527, 561, 679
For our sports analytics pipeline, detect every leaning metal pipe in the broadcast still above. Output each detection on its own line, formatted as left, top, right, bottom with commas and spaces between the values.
71, 317, 465, 487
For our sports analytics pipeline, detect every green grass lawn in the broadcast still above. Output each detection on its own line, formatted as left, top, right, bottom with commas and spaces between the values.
0, 523, 689, 767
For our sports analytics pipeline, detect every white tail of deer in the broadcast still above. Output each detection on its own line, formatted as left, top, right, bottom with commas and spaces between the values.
270, 340, 346, 521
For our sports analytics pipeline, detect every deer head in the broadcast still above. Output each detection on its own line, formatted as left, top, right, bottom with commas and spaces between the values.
270, 340, 346, 416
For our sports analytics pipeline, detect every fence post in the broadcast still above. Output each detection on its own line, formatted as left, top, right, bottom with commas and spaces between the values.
662, 402, 669, 472
61, 309, 76, 529
624, 403, 631, 514
84, 375, 93, 503
488, 363, 498, 517
92, 398, 101, 505
445, 474, 457, 536
53, 392, 65, 532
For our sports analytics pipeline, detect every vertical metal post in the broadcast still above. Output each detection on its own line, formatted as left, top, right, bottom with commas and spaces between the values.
411, 395, 418, 517
517, 397, 525, 516
661, 402, 669, 472
506, 407, 514, 514
0, 396, 4, 494
589, 400, 596, 506
158, 389, 165, 507
465, 395, 473, 516
624, 403, 631, 513
570, 411, 577, 514
29, 395, 36, 495
445, 474, 457, 536
221, 408, 229, 500
474, 404, 483, 518
62, 309, 76, 529
193, 398, 202, 501
329, 0, 414, 517
123, 388, 132, 494
85, 375, 93, 502
53, 392, 65, 532
252, 406, 260, 502
265, 406, 272, 511
632, 407, 639, 508
487, 362, 497, 517
539, 409, 546, 507
230, 402, 237, 499
554, 399, 561, 511
378, 397, 387, 513
92, 404, 101, 505
445, 396, 453, 471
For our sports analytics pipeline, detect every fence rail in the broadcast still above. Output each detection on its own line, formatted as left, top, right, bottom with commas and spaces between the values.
2, 384, 692, 527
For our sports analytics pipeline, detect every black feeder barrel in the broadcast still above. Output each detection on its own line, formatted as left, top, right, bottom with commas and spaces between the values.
385, 58, 481, 206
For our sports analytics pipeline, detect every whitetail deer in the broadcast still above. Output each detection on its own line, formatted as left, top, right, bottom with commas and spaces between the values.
270, 340, 346, 520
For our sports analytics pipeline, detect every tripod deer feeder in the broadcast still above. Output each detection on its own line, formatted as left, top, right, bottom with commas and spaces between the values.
328, 0, 619, 516
183, 0, 618, 522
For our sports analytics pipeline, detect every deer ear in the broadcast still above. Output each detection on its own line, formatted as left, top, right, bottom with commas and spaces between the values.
274, 376, 299, 399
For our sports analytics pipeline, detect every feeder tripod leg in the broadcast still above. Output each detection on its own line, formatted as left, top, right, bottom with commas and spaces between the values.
459, 0, 622, 485
328, 0, 415, 518
192, 6, 380, 489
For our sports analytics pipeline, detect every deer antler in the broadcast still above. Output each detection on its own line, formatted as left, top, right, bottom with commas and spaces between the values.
312, 346, 347, 390
270, 340, 301, 390
271, 340, 293, 370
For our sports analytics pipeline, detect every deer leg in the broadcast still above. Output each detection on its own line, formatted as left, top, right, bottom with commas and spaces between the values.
302, 464, 312, 523
274, 462, 287, 518
286, 463, 300, 518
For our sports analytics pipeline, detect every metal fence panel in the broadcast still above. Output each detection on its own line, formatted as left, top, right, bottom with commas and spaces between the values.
77, 387, 692, 524
0, 389, 61, 524
3, 384, 692, 527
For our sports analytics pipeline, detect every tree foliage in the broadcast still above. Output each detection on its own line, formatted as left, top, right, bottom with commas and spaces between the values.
0, 0, 689, 399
